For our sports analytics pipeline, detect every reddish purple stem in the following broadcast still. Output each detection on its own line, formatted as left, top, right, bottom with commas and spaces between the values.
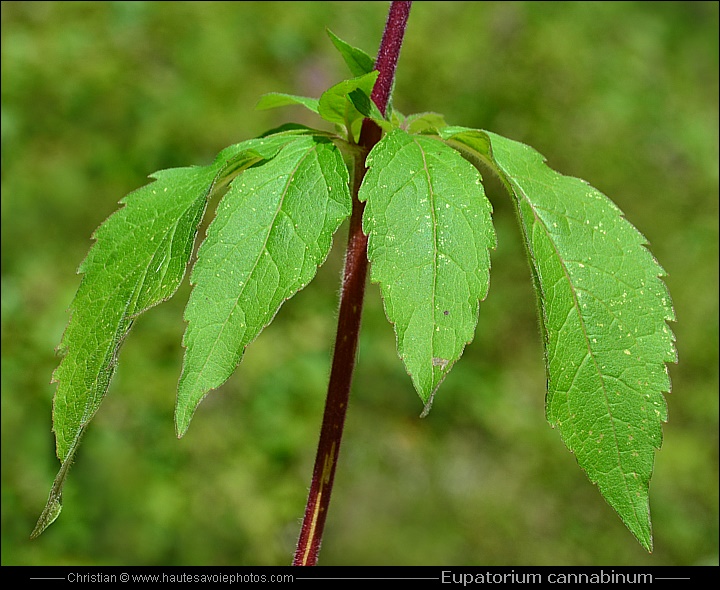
292, 1, 412, 567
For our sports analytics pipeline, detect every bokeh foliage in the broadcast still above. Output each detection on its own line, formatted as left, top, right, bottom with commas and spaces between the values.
2, 1, 717, 566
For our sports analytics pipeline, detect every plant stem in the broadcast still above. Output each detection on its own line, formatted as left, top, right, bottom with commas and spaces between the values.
292, 1, 412, 567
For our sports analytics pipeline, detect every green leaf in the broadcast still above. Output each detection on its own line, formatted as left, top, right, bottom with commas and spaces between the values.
359, 129, 496, 412
390, 108, 406, 129
405, 112, 448, 135
467, 129, 676, 551
176, 135, 352, 436
326, 28, 375, 76
255, 92, 320, 115
258, 123, 323, 138
347, 88, 394, 133
317, 71, 379, 139
439, 126, 492, 163
31, 133, 299, 539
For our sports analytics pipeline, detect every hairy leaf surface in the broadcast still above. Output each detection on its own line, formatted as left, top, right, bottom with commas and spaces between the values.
32, 134, 297, 539
176, 135, 351, 436
446, 128, 676, 550
359, 129, 495, 411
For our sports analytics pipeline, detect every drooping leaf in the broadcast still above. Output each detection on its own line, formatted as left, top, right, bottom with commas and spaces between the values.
359, 129, 496, 411
326, 28, 375, 76
31, 133, 299, 539
317, 71, 379, 140
255, 93, 320, 115
176, 135, 352, 436
445, 127, 676, 551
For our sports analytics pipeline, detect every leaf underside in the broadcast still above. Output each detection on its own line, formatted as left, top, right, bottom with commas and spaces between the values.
444, 127, 676, 551
175, 134, 351, 436
359, 129, 496, 411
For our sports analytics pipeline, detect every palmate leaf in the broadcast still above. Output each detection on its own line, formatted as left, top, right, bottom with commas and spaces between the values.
443, 127, 676, 550
175, 134, 351, 436
359, 129, 496, 411
32, 133, 301, 539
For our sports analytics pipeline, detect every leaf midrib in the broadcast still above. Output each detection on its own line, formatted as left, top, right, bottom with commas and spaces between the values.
413, 137, 440, 383
63, 191, 210, 424
512, 176, 642, 530
185, 142, 320, 393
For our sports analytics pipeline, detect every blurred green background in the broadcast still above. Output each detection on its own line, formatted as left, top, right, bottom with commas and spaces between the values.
2, 1, 717, 566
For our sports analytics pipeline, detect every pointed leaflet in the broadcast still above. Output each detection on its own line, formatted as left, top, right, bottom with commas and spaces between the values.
326, 29, 375, 77
445, 127, 676, 550
32, 134, 297, 539
176, 135, 351, 436
255, 93, 320, 115
359, 129, 495, 410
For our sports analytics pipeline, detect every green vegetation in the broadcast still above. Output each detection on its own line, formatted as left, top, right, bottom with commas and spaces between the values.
2, 1, 717, 566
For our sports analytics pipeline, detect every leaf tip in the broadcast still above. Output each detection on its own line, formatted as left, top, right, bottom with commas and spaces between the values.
30, 495, 63, 540
254, 93, 273, 111
635, 523, 654, 553
174, 386, 204, 439
419, 390, 437, 418
174, 408, 191, 439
